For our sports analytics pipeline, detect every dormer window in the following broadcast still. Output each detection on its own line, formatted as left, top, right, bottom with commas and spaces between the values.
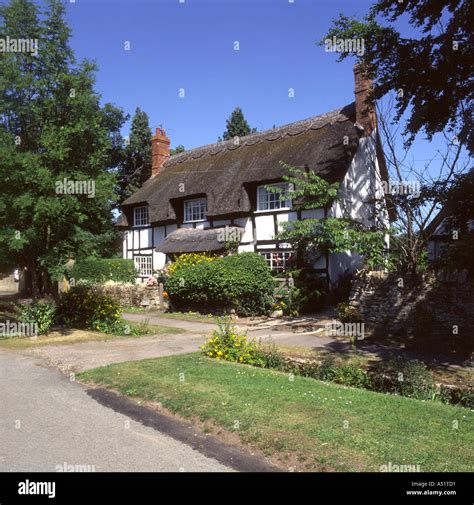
257, 183, 292, 211
134, 206, 149, 226
184, 197, 207, 223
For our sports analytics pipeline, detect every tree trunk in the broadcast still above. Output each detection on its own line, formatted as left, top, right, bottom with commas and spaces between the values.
31, 268, 39, 300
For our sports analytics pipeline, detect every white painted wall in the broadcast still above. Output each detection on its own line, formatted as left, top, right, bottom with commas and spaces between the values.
328, 130, 390, 283
255, 214, 276, 241
234, 217, 253, 243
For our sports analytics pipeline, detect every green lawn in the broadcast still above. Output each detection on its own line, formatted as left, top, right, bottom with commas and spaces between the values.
0, 320, 183, 349
78, 353, 474, 472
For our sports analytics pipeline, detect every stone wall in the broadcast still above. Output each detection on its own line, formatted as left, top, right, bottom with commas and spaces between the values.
347, 269, 473, 355
0, 273, 19, 293
90, 281, 166, 309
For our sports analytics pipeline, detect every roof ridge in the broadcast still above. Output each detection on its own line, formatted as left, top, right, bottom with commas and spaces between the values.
166, 103, 355, 167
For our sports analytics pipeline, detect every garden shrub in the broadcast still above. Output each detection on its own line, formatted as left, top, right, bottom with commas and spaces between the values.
166, 252, 275, 316
20, 300, 56, 335
278, 269, 326, 315
57, 285, 123, 334
297, 356, 371, 388
336, 302, 364, 323
255, 342, 286, 370
201, 317, 265, 366
69, 258, 138, 284
380, 357, 437, 401
166, 252, 216, 276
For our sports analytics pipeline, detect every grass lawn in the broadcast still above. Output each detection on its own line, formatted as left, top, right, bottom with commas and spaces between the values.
0, 319, 183, 350
78, 353, 474, 472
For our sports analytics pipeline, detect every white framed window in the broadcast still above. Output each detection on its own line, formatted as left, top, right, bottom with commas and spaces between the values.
184, 198, 207, 223
134, 256, 153, 277
260, 251, 294, 272
257, 183, 292, 211
134, 206, 149, 227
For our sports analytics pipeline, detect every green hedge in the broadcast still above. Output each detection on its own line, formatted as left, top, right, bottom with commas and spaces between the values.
166, 253, 275, 316
69, 258, 138, 284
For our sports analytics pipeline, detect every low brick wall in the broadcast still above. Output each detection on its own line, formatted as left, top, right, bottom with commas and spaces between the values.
347, 269, 473, 354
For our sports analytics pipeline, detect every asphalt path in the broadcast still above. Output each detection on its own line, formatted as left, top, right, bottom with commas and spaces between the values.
0, 349, 231, 472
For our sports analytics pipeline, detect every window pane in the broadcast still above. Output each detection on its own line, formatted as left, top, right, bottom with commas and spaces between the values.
134, 256, 152, 276
134, 206, 149, 226
184, 198, 206, 222
260, 251, 293, 272
257, 184, 291, 211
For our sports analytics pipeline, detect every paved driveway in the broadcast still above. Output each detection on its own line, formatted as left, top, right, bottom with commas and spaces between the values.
0, 349, 231, 472
17, 312, 349, 374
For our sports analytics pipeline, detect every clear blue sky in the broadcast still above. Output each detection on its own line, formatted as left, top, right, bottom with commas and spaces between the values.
59, 0, 468, 175
64, 0, 377, 148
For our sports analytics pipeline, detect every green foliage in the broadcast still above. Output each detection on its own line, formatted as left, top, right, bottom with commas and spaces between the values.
278, 217, 390, 270
318, 357, 372, 389
166, 252, 216, 276
322, 1, 473, 154
0, 0, 126, 296
166, 253, 275, 316
57, 285, 123, 334
443, 387, 474, 410
170, 145, 185, 155
267, 163, 390, 269
20, 300, 56, 335
221, 107, 257, 141
336, 302, 364, 324
269, 162, 340, 210
274, 270, 326, 315
378, 357, 437, 401
117, 107, 152, 202
255, 342, 286, 371
68, 258, 138, 284
201, 317, 265, 366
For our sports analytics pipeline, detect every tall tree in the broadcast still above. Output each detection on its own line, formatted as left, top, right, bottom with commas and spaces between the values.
0, 0, 126, 296
117, 107, 152, 202
322, 0, 473, 154
221, 107, 256, 141
170, 144, 185, 155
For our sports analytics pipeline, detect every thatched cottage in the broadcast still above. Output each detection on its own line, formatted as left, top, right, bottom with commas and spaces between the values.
118, 66, 392, 285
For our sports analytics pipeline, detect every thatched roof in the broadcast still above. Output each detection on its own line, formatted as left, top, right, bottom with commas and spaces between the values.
120, 103, 360, 226
156, 226, 243, 254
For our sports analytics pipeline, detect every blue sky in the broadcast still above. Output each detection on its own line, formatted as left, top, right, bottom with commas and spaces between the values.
64, 0, 378, 148
57, 0, 468, 175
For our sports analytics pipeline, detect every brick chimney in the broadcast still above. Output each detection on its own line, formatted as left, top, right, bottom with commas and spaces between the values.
354, 63, 376, 136
151, 127, 170, 177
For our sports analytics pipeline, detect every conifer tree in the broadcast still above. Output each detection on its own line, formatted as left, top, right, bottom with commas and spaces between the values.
221, 107, 256, 141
